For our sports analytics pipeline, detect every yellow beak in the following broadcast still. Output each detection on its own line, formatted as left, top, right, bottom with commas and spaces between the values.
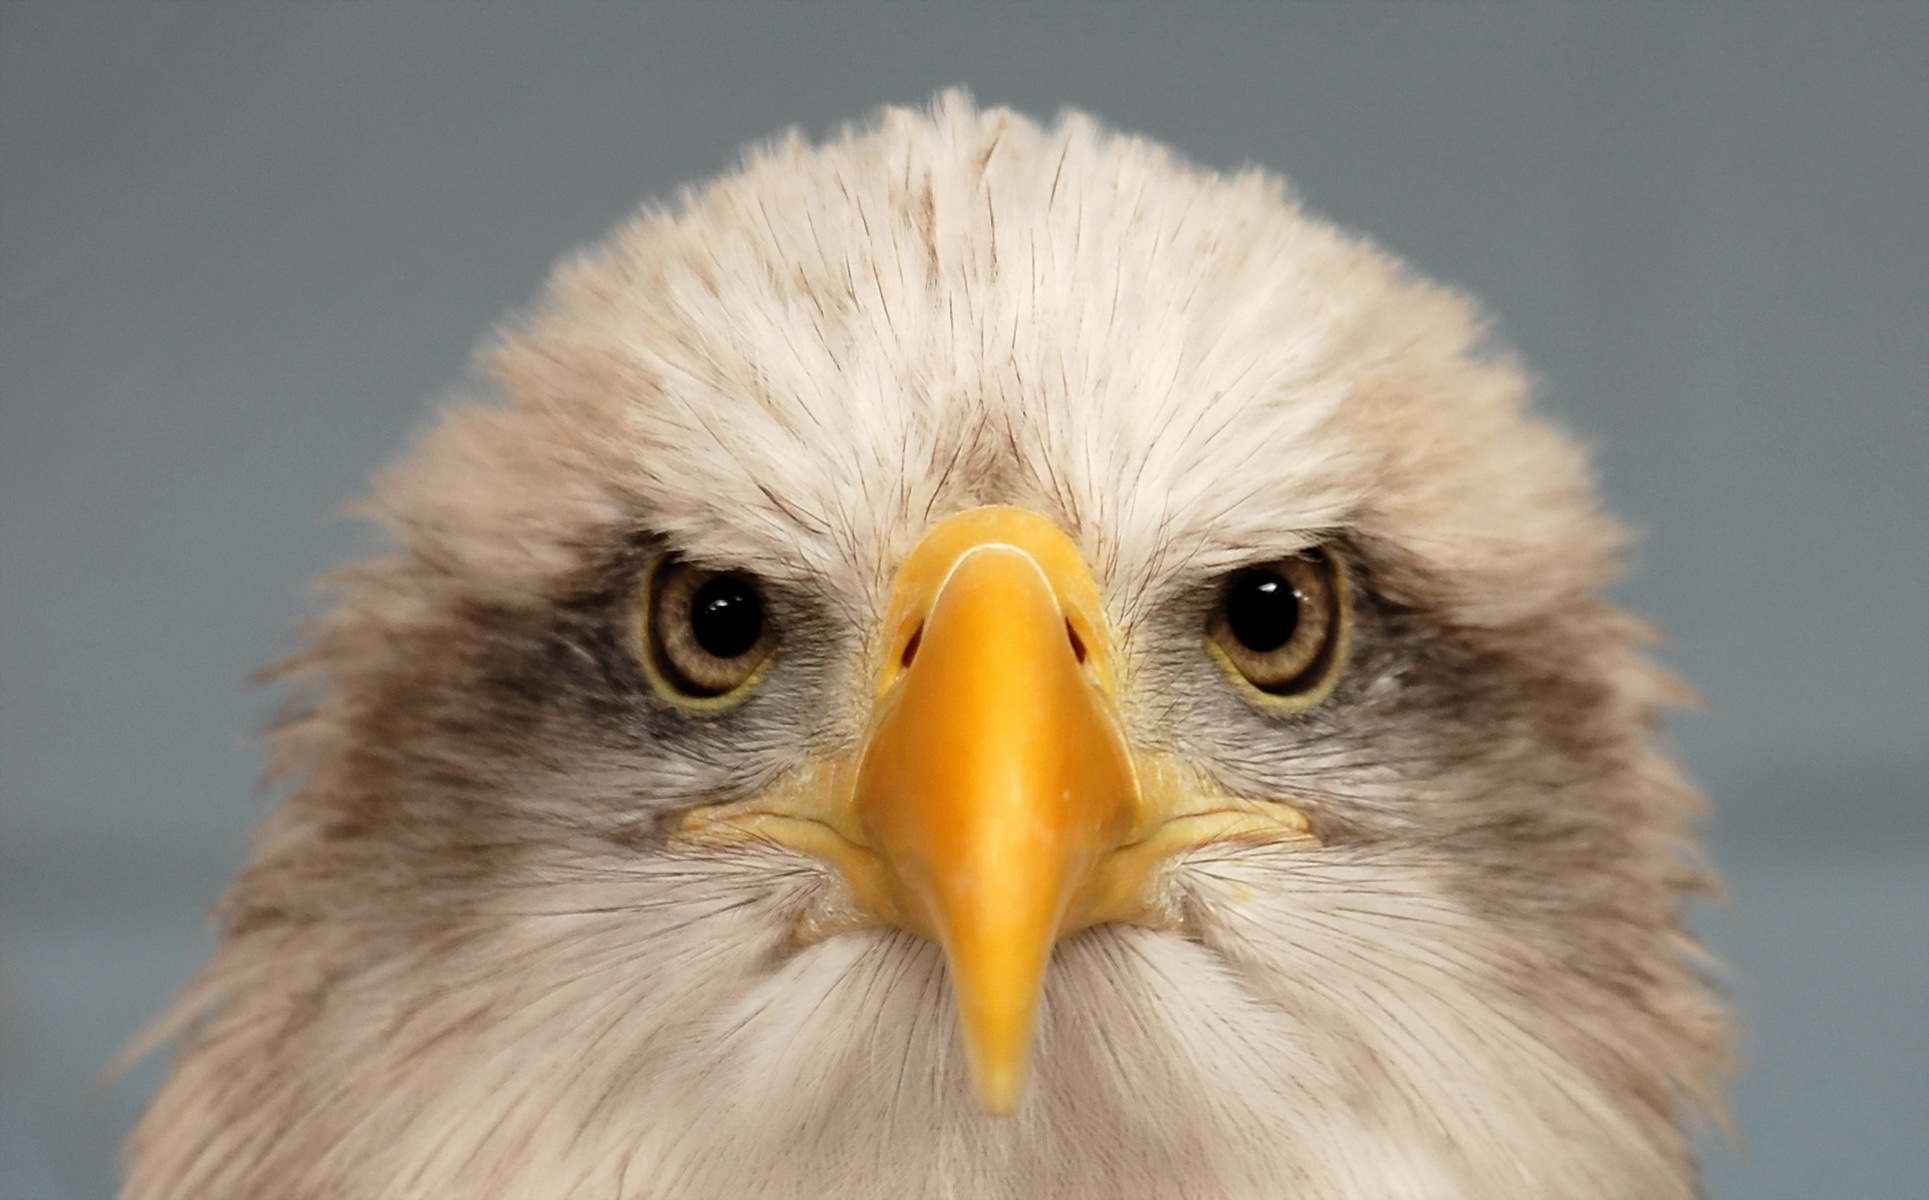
848, 508, 1137, 1114
677, 506, 1315, 1114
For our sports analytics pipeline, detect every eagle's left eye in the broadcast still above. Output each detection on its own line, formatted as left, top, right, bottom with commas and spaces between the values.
1205, 550, 1346, 703
642, 558, 777, 703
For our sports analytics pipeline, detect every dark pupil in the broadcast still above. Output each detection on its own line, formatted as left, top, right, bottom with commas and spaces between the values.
690, 575, 764, 659
1226, 570, 1300, 653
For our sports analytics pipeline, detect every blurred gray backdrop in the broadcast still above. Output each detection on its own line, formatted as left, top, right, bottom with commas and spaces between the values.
2, 3, 1924, 1197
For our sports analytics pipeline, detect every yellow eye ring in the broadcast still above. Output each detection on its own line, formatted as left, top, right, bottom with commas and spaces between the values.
638, 555, 778, 710
1204, 550, 1349, 710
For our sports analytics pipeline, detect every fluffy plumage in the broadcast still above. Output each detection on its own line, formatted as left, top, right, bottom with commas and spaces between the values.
126, 94, 1726, 1199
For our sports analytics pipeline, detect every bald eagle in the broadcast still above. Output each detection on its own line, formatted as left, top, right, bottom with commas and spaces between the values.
125, 95, 1726, 1199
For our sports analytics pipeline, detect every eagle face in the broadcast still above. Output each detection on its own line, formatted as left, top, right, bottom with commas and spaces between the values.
127, 97, 1725, 1200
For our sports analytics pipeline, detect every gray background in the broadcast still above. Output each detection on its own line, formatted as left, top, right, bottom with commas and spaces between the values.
2, 3, 1923, 1197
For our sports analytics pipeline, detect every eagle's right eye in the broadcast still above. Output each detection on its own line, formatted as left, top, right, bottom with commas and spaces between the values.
1205, 550, 1346, 706
642, 558, 777, 704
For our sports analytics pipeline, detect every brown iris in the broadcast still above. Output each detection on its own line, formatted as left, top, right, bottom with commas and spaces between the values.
1206, 551, 1344, 700
644, 558, 776, 701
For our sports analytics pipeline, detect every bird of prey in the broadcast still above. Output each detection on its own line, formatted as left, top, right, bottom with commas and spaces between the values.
125, 95, 1726, 1199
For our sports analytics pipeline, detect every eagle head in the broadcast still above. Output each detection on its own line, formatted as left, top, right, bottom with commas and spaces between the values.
126, 95, 1725, 1200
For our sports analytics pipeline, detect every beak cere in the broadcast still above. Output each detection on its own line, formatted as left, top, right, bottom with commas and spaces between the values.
850, 509, 1139, 1115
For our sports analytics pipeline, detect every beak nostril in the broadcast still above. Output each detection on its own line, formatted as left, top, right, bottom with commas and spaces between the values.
1066, 620, 1087, 664
901, 626, 923, 669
